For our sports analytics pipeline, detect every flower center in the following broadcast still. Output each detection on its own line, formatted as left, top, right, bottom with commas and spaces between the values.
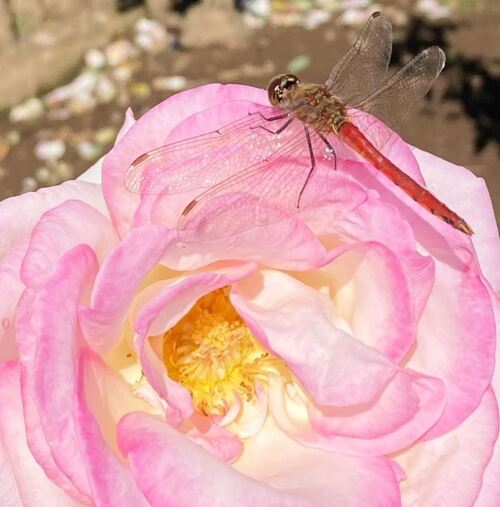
163, 288, 277, 416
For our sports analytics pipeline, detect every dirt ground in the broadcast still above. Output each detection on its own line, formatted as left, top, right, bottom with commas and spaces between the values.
1, 1, 499, 223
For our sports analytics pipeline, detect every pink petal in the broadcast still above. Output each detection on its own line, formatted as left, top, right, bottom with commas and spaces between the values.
231, 269, 397, 406
0, 240, 28, 363
475, 295, 500, 507
19, 245, 99, 500
79, 225, 177, 352
118, 412, 401, 507
15, 287, 89, 502
182, 412, 243, 463
0, 180, 107, 256
320, 193, 436, 321
134, 262, 257, 423
321, 241, 416, 361
412, 146, 500, 293
75, 349, 150, 507
298, 370, 446, 455
395, 388, 499, 507
414, 254, 496, 439
103, 84, 268, 235
0, 361, 83, 507
20, 199, 118, 288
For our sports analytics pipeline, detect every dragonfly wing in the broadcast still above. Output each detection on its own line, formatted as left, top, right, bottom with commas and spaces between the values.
176, 128, 330, 242
325, 11, 392, 103
352, 46, 446, 131
124, 105, 293, 195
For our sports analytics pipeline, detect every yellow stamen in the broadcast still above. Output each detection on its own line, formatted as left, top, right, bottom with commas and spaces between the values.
163, 287, 280, 416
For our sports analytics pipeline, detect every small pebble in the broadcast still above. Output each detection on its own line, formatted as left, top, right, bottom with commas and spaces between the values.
35, 167, 51, 184
130, 82, 151, 99
113, 65, 133, 83
55, 161, 74, 180
105, 40, 137, 67
286, 54, 311, 74
95, 126, 117, 145
6, 130, 20, 145
96, 76, 117, 103
21, 177, 38, 192
85, 48, 107, 69
152, 75, 188, 92
9, 98, 44, 122
34, 139, 66, 162
76, 141, 103, 161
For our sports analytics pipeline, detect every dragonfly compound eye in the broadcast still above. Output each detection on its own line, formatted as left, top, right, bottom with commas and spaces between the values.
267, 74, 301, 106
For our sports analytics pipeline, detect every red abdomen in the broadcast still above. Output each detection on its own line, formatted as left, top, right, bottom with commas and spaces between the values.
337, 122, 473, 235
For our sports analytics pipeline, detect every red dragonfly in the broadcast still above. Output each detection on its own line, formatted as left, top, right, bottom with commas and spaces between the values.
125, 12, 473, 240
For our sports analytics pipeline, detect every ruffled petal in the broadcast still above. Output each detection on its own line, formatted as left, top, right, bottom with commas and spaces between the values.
0, 180, 107, 257
75, 349, 150, 507
320, 241, 417, 361
20, 199, 118, 288
270, 370, 445, 456
79, 225, 177, 352
0, 361, 84, 507
134, 262, 257, 423
231, 269, 396, 406
17, 245, 99, 501
118, 412, 401, 507
412, 146, 500, 293
413, 254, 496, 439
395, 388, 499, 507
0, 240, 28, 362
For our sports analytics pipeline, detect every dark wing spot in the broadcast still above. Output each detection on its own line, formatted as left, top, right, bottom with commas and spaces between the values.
182, 199, 198, 216
131, 152, 150, 167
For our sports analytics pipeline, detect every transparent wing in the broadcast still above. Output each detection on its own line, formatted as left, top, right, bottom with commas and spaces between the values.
325, 11, 392, 103
124, 106, 299, 195
176, 128, 334, 242
352, 46, 446, 131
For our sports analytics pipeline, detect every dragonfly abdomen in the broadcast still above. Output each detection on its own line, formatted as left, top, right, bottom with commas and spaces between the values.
338, 122, 473, 235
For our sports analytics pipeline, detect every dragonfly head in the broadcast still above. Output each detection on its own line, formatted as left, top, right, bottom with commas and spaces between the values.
267, 73, 301, 106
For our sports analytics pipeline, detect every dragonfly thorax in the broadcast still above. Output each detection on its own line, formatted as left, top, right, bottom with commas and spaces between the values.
288, 84, 348, 134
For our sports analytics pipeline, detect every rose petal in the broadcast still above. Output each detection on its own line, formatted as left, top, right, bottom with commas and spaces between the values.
395, 388, 499, 506
79, 225, 177, 352
134, 262, 257, 423
118, 412, 401, 507
318, 193, 436, 321
103, 84, 268, 235
26, 245, 99, 500
20, 199, 118, 288
0, 180, 107, 257
231, 269, 397, 406
75, 349, 150, 507
320, 241, 416, 361
414, 255, 496, 439
412, 146, 500, 293
0, 361, 83, 507
0, 240, 28, 362
288, 371, 446, 455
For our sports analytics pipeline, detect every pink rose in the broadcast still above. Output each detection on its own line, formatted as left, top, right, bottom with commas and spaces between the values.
0, 84, 498, 506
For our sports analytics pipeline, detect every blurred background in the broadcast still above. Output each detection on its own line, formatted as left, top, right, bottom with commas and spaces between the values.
0, 0, 498, 222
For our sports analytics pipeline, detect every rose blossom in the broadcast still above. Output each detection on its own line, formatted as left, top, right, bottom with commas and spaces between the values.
0, 84, 499, 506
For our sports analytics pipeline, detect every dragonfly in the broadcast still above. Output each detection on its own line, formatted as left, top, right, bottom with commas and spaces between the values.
125, 11, 473, 240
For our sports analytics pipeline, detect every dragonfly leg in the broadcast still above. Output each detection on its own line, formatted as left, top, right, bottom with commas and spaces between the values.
297, 126, 316, 208
318, 133, 337, 170
253, 117, 294, 135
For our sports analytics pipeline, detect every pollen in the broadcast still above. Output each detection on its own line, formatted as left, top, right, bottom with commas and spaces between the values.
163, 287, 279, 416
